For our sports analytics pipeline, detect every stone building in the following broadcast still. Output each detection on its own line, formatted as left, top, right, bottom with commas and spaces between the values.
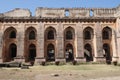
0, 5, 120, 65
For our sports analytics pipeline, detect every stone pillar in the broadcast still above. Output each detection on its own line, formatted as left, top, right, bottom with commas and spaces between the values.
112, 30, 118, 62
93, 22, 105, 62
56, 23, 65, 63
75, 23, 85, 62
35, 22, 45, 64
116, 18, 120, 63
15, 23, 25, 62
0, 23, 3, 63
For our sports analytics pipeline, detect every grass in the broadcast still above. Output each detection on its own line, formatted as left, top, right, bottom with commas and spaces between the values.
30, 64, 120, 71
1, 64, 120, 80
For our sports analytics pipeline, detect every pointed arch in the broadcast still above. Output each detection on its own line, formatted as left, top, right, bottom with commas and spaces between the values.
25, 27, 37, 40
84, 43, 93, 62
9, 43, 17, 61
102, 26, 112, 40
83, 27, 94, 40
65, 43, 74, 62
28, 44, 36, 61
45, 26, 56, 40
4, 27, 17, 39
64, 26, 75, 40
103, 43, 112, 63
29, 31, 35, 40
47, 43, 55, 61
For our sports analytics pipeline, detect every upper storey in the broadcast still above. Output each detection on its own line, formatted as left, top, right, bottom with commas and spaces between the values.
0, 5, 120, 18
35, 5, 120, 18
0, 8, 31, 18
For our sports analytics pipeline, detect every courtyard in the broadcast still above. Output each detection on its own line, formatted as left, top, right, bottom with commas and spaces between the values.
0, 64, 120, 80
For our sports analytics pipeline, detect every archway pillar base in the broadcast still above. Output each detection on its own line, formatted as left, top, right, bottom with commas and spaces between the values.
14, 56, 24, 63
55, 58, 66, 65
93, 57, 106, 63
75, 57, 86, 63
0, 58, 3, 63
35, 57, 46, 65
117, 57, 120, 63
112, 57, 119, 63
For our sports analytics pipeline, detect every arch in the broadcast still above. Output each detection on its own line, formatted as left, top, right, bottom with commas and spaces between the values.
83, 27, 93, 40
9, 43, 17, 61
25, 27, 37, 40
28, 44, 36, 61
65, 43, 74, 62
48, 30, 54, 39
4, 27, 17, 39
9, 31, 16, 38
45, 27, 56, 40
47, 43, 55, 61
102, 27, 112, 40
84, 44, 93, 62
64, 27, 75, 40
103, 43, 112, 63
29, 31, 36, 40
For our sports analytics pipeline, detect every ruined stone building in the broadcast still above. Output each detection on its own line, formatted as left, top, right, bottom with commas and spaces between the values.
0, 5, 120, 65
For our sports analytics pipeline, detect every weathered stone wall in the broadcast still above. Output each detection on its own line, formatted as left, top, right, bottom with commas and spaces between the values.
0, 5, 119, 64
35, 5, 120, 18
2, 8, 31, 17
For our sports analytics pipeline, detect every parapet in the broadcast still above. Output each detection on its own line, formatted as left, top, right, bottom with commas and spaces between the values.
35, 5, 120, 18
2, 8, 31, 17
0, 5, 120, 18
35, 7, 90, 18
35, 7, 65, 18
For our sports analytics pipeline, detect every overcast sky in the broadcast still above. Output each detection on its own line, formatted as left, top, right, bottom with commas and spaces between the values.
0, 0, 120, 15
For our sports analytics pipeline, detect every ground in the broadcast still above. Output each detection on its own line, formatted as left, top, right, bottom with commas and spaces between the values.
0, 64, 120, 80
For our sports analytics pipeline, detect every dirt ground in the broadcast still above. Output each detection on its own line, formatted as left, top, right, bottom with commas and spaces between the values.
0, 64, 120, 80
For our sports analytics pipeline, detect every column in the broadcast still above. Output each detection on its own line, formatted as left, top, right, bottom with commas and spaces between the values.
0, 23, 3, 62
116, 18, 120, 63
112, 30, 118, 62
15, 23, 25, 62
75, 23, 85, 62
35, 22, 45, 64
56, 23, 65, 63
93, 22, 105, 62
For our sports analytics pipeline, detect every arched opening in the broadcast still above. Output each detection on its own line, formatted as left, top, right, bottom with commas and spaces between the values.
9, 43, 17, 61
83, 27, 93, 40
47, 44, 55, 61
45, 27, 56, 40
102, 27, 112, 40
84, 44, 93, 62
4, 27, 17, 39
66, 31, 73, 40
3, 27, 17, 62
65, 27, 74, 40
103, 44, 112, 63
28, 44, 36, 62
65, 44, 74, 62
25, 27, 37, 40
9, 31, 16, 38
29, 31, 35, 40
84, 31, 91, 39
47, 30, 54, 39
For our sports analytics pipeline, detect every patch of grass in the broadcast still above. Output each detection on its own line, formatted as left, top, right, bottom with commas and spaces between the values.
30, 64, 120, 71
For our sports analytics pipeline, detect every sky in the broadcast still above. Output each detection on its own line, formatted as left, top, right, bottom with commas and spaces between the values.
0, 0, 120, 15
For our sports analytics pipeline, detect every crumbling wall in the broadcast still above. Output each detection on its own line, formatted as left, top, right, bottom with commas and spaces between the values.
35, 8, 65, 18
3, 8, 31, 17
93, 8, 116, 17
69, 8, 89, 17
